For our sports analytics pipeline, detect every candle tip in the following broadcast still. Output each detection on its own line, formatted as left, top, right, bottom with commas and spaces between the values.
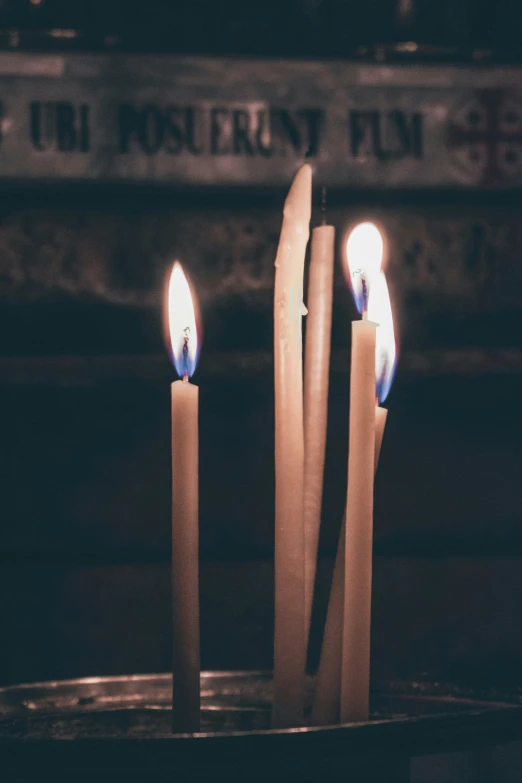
284, 164, 312, 222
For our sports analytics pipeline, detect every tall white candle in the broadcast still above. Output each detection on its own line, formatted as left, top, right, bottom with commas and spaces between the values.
338, 222, 386, 723
313, 263, 396, 726
341, 319, 376, 723
171, 380, 199, 733
304, 222, 335, 646
168, 262, 200, 734
273, 163, 312, 728
312, 406, 387, 726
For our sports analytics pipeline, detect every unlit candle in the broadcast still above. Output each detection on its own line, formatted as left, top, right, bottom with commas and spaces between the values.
304, 223, 335, 646
273, 164, 312, 728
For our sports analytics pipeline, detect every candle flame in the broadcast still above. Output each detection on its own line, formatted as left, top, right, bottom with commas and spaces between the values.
346, 222, 384, 314
167, 262, 199, 379
367, 272, 397, 403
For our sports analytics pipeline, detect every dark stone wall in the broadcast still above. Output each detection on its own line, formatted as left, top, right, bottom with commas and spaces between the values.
0, 192, 519, 355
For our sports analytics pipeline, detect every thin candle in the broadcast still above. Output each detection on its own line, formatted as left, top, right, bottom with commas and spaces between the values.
168, 262, 201, 734
304, 206, 335, 647
312, 406, 387, 725
341, 319, 376, 722
341, 222, 384, 723
273, 164, 312, 729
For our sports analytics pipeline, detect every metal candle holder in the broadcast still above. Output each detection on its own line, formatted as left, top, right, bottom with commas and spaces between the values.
1, 671, 522, 783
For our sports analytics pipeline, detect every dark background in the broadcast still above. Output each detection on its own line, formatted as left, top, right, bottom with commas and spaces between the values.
0, 0, 522, 698
0, 0, 521, 60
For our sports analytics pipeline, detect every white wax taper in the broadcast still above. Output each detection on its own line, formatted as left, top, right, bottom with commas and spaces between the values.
168, 262, 200, 734
304, 223, 335, 648
312, 406, 387, 725
273, 164, 312, 728
171, 379, 200, 733
341, 319, 376, 723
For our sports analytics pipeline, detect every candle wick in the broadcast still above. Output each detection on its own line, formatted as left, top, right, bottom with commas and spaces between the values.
182, 326, 191, 382
355, 272, 368, 317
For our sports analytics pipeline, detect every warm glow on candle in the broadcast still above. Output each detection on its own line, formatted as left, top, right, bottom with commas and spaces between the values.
168, 262, 199, 378
367, 271, 397, 403
346, 222, 384, 314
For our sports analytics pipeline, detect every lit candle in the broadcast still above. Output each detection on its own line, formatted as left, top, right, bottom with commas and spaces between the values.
341, 319, 376, 723
273, 163, 312, 728
341, 223, 384, 723
312, 406, 387, 725
313, 265, 396, 725
168, 262, 201, 734
304, 210, 335, 646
